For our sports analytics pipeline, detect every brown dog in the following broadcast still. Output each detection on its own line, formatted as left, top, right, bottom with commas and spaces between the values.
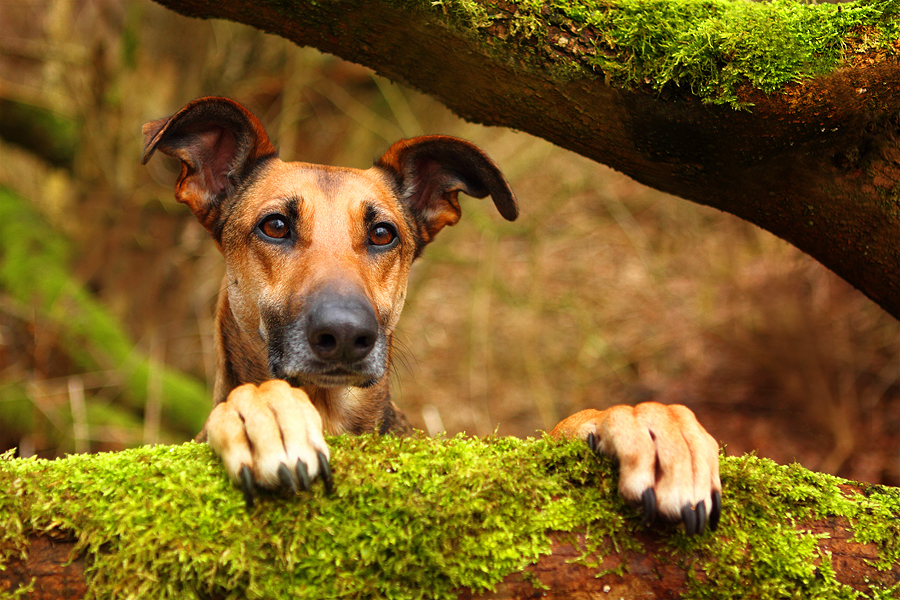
142, 97, 721, 535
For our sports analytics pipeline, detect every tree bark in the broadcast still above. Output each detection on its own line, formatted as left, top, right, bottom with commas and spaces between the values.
149, 0, 900, 319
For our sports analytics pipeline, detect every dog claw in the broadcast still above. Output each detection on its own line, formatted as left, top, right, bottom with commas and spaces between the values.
278, 462, 299, 494
695, 500, 707, 535
710, 489, 722, 532
296, 459, 311, 491
317, 451, 333, 494
586, 431, 597, 453
682, 503, 700, 536
642, 488, 657, 526
239, 465, 255, 510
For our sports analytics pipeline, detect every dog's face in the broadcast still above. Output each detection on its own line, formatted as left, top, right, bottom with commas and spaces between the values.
142, 97, 517, 389
219, 160, 417, 388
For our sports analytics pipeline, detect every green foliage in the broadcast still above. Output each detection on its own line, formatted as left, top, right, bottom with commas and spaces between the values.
439, 0, 900, 106
2, 439, 900, 599
0, 187, 209, 434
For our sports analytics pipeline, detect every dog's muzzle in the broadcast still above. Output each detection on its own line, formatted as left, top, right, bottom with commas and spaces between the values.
305, 295, 378, 363
266, 289, 387, 388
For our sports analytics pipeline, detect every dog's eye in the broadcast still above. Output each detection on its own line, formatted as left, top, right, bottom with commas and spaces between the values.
259, 214, 291, 240
368, 223, 398, 248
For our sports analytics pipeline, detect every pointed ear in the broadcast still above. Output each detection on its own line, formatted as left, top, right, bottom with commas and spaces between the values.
374, 135, 518, 248
142, 97, 277, 233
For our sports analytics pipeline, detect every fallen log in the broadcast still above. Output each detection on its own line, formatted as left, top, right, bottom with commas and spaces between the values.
2, 436, 899, 598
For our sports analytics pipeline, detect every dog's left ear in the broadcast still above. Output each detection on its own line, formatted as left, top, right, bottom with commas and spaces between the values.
374, 136, 519, 248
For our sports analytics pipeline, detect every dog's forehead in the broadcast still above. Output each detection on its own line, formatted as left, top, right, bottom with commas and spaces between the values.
248, 160, 396, 210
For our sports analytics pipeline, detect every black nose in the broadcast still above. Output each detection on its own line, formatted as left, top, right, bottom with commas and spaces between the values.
306, 294, 378, 362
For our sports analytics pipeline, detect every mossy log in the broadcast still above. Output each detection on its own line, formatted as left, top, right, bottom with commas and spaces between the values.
150, 0, 900, 319
2, 436, 900, 599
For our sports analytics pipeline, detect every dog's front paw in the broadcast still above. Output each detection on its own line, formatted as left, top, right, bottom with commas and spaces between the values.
551, 402, 721, 536
205, 380, 332, 508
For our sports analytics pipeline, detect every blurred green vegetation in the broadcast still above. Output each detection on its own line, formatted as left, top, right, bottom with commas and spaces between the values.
0, 186, 208, 439
0, 99, 78, 168
0, 0, 897, 486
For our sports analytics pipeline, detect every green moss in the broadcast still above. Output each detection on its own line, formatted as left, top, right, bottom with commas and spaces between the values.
0, 437, 626, 599
690, 456, 900, 599
2, 440, 900, 599
431, 0, 900, 107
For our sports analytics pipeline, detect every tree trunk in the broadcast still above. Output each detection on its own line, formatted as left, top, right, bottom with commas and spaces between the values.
2, 439, 900, 599
148, 0, 900, 320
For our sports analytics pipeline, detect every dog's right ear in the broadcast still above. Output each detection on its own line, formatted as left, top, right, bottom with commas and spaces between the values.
142, 97, 277, 233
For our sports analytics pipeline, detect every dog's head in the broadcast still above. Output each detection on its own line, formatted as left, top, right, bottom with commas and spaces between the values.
143, 96, 517, 389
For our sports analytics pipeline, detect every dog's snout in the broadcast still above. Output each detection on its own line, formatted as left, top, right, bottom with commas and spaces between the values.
306, 295, 378, 363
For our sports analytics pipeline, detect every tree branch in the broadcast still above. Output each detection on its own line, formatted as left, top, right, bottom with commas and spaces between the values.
2, 438, 900, 598
148, 0, 900, 319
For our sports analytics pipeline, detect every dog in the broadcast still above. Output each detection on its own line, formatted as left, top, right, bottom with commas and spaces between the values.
142, 97, 721, 535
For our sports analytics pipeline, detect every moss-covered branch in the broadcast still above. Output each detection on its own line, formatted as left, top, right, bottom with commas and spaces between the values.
151, 0, 900, 318
2, 437, 900, 599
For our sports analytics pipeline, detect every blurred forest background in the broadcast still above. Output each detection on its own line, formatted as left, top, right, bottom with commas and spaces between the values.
1, 0, 898, 484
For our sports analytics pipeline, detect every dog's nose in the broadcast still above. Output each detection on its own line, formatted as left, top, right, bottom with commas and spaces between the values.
306, 296, 378, 363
